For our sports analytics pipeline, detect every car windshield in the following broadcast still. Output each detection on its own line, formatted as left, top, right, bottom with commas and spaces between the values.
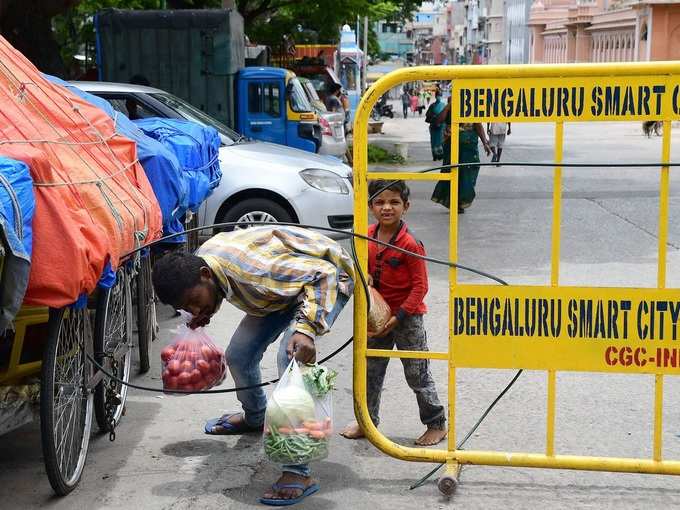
307, 74, 330, 95
301, 80, 319, 102
288, 77, 314, 113
150, 92, 240, 145
300, 79, 327, 112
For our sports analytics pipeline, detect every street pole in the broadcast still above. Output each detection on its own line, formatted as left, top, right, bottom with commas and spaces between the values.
362, 16, 368, 93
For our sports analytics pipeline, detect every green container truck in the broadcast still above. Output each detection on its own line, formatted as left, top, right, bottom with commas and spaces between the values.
95, 8, 245, 127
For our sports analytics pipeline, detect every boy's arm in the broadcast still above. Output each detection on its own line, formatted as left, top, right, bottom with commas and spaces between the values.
396, 239, 429, 322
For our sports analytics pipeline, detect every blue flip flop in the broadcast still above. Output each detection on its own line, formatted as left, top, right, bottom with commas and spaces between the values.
260, 483, 320, 506
204, 413, 263, 435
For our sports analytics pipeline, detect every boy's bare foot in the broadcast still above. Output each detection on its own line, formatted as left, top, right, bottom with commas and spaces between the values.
415, 426, 447, 446
339, 421, 365, 439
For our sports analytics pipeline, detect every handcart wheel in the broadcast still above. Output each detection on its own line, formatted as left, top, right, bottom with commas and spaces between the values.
93, 268, 133, 432
40, 307, 94, 496
136, 255, 157, 374
437, 474, 458, 496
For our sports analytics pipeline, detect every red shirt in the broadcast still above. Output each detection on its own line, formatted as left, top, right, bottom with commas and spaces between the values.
368, 222, 428, 317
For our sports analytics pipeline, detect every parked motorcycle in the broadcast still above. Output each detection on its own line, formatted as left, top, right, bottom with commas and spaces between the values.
371, 97, 394, 120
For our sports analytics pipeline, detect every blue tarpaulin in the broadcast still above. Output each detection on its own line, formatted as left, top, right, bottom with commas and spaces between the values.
44, 75, 190, 242
0, 157, 34, 331
133, 118, 221, 212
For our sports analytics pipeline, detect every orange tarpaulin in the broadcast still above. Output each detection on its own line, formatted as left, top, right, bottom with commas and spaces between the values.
0, 36, 162, 307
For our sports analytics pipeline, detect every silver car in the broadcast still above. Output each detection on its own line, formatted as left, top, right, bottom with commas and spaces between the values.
72, 82, 353, 238
299, 77, 347, 158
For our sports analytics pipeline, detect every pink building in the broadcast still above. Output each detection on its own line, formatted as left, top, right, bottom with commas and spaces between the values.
528, 0, 680, 63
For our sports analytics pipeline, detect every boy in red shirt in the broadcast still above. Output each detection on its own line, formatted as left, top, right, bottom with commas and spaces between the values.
341, 180, 446, 445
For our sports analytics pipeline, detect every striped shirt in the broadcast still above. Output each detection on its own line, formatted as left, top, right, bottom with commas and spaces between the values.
196, 226, 355, 339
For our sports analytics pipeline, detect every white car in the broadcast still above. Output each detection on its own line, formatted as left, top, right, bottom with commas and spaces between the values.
72, 82, 353, 238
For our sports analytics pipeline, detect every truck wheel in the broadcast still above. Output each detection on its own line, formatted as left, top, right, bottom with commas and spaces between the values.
220, 198, 293, 231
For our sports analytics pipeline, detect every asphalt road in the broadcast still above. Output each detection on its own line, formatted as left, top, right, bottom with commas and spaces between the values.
1, 118, 680, 509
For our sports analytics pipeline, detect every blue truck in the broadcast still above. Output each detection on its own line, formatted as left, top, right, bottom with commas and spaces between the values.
95, 9, 322, 153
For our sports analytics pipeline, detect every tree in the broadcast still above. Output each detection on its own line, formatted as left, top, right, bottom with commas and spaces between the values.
0, 0, 81, 77
244, 0, 420, 49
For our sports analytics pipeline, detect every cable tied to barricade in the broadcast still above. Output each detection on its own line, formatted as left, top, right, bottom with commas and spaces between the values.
91, 157, 675, 487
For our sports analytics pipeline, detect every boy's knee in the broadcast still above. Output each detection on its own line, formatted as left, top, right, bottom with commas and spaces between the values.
403, 361, 429, 386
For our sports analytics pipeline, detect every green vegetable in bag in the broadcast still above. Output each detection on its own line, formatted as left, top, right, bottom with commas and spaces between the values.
264, 428, 330, 464
301, 364, 337, 397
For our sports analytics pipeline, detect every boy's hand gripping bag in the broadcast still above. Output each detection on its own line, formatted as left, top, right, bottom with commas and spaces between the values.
367, 286, 391, 335
263, 359, 334, 464
160, 323, 227, 393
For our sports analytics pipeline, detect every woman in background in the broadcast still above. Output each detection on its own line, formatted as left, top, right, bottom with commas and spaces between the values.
431, 96, 492, 213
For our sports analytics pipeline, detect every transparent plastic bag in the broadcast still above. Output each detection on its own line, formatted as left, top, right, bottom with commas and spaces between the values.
263, 359, 333, 464
367, 286, 391, 335
160, 322, 226, 393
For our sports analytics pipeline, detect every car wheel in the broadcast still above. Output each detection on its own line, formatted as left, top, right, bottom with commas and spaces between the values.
219, 198, 293, 231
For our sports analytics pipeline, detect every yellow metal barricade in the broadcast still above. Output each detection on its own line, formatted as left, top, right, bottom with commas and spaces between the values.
352, 62, 680, 490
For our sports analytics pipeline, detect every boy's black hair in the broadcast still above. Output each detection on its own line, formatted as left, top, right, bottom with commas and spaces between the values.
328, 82, 342, 94
368, 179, 410, 204
152, 251, 207, 308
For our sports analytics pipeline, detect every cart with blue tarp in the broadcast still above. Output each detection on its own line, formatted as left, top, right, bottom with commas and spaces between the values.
1, 74, 223, 497
0, 154, 133, 496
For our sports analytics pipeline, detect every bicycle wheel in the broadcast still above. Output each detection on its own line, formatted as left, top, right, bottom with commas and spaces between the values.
136, 255, 157, 374
40, 307, 94, 496
93, 268, 133, 432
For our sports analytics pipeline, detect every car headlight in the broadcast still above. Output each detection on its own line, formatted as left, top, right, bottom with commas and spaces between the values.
299, 168, 349, 194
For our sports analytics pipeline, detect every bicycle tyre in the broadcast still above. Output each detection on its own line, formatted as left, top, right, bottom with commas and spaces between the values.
93, 269, 132, 432
40, 307, 94, 496
136, 255, 156, 374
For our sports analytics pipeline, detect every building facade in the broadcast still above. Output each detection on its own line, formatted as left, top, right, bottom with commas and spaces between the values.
529, 0, 680, 64
461, 0, 487, 63
447, 0, 467, 63
505, 0, 533, 63
487, 0, 506, 63
411, 1, 449, 64
375, 20, 415, 60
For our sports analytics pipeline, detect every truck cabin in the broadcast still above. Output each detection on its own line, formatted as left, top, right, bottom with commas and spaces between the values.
236, 68, 321, 153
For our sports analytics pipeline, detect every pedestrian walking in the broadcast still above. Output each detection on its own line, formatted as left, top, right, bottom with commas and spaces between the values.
401, 88, 410, 119
417, 90, 426, 116
340, 180, 447, 446
431, 96, 492, 213
152, 226, 354, 506
487, 122, 511, 165
410, 90, 419, 114
425, 91, 446, 160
